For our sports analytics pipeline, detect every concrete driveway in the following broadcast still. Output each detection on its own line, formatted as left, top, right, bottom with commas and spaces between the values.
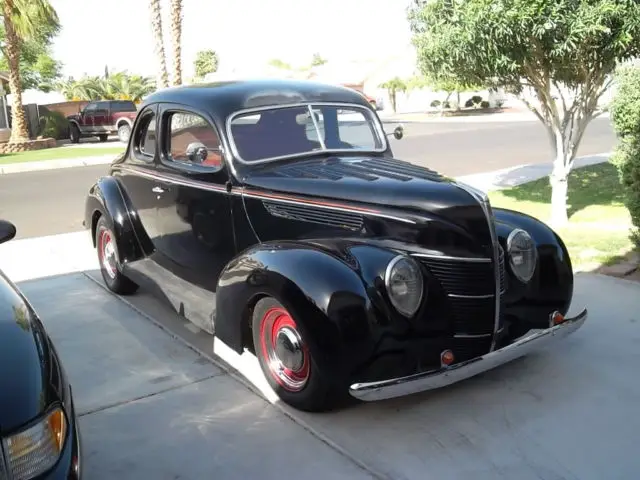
1, 230, 639, 479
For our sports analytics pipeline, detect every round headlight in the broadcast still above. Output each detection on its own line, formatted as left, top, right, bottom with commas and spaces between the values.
384, 255, 424, 317
507, 228, 537, 283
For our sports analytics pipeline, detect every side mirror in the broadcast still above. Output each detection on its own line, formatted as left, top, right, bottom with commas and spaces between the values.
0, 220, 16, 245
394, 125, 404, 140
186, 142, 209, 163
386, 124, 404, 140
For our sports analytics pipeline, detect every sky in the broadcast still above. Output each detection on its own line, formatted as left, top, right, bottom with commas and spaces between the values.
49, 0, 414, 80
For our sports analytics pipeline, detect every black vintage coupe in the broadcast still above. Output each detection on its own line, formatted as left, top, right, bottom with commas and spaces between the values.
0, 221, 82, 479
84, 79, 587, 412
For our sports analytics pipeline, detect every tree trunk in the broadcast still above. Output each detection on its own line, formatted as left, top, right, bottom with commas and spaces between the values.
149, 0, 169, 89
549, 152, 570, 226
170, 0, 182, 86
545, 114, 589, 227
3, 0, 29, 143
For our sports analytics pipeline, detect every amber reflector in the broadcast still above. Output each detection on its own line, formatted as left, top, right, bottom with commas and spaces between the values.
441, 350, 455, 366
552, 312, 565, 325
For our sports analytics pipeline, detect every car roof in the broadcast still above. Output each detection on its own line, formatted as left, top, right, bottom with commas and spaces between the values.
139, 78, 372, 121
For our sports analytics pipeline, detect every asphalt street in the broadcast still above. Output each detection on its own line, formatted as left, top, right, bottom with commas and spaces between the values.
0, 117, 614, 240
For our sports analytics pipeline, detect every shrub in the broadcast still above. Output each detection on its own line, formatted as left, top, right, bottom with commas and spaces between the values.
471, 95, 483, 105
610, 65, 640, 244
430, 99, 441, 108
464, 98, 474, 108
480, 100, 490, 108
38, 110, 69, 140
442, 101, 451, 109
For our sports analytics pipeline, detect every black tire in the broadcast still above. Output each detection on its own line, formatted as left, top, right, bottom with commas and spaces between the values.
69, 124, 80, 143
251, 296, 345, 412
95, 216, 138, 295
98, 134, 108, 142
117, 123, 131, 143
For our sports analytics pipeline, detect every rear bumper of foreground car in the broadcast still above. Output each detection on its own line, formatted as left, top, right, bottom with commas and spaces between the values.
349, 308, 588, 402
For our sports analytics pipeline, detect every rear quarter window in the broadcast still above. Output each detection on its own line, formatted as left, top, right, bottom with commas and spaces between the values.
110, 101, 137, 112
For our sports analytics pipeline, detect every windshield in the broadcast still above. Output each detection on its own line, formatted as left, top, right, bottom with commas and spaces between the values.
228, 104, 386, 163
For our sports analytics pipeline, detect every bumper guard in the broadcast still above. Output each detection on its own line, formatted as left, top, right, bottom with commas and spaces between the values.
349, 308, 588, 401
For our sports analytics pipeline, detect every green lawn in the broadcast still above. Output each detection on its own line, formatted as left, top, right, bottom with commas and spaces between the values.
488, 162, 634, 271
0, 146, 125, 164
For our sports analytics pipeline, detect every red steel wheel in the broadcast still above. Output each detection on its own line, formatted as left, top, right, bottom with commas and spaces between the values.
94, 215, 138, 295
97, 227, 118, 280
258, 306, 310, 392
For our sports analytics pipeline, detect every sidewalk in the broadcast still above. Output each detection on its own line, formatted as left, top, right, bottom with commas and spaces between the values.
456, 152, 612, 193
0, 153, 115, 175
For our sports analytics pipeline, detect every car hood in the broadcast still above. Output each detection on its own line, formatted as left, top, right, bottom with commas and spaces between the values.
0, 271, 63, 434
241, 155, 490, 241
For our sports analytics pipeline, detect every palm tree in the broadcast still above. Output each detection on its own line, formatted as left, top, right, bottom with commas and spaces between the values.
148, 0, 169, 89
2, 0, 59, 143
170, 0, 182, 85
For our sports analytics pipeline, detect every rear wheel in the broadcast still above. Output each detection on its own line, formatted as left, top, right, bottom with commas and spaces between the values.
117, 123, 131, 143
251, 296, 344, 412
95, 216, 138, 295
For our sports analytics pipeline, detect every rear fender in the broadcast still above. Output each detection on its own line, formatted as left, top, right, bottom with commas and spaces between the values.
215, 240, 399, 375
84, 176, 149, 263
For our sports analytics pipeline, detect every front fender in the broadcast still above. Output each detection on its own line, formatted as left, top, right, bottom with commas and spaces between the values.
493, 207, 574, 326
215, 240, 401, 376
84, 176, 148, 264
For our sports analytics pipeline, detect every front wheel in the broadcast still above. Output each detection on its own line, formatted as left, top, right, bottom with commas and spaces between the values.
95, 216, 138, 295
117, 123, 131, 143
69, 124, 80, 143
251, 296, 345, 412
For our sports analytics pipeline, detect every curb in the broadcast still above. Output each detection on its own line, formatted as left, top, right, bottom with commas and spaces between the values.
0, 154, 115, 175
381, 111, 611, 124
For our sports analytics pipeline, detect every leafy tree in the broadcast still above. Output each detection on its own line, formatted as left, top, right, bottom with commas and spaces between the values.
170, 0, 182, 85
311, 53, 327, 67
1, 0, 60, 143
268, 58, 292, 70
194, 49, 219, 79
148, 0, 169, 89
380, 77, 408, 112
409, 0, 640, 226
53, 71, 155, 102
0, 22, 61, 92
610, 63, 640, 244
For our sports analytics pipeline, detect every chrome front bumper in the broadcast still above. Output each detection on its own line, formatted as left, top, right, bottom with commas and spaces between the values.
349, 308, 588, 402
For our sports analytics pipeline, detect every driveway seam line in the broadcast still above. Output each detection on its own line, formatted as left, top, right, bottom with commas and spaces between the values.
77, 373, 224, 417
82, 271, 389, 480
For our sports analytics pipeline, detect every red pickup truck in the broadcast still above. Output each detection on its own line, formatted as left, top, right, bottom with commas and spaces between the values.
67, 100, 138, 143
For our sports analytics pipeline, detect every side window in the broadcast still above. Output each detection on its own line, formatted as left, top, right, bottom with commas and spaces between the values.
137, 112, 157, 159
94, 102, 108, 116
83, 103, 97, 114
166, 111, 222, 170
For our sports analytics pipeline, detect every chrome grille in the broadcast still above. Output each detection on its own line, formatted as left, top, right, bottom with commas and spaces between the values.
498, 245, 506, 294
417, 257, 494, 297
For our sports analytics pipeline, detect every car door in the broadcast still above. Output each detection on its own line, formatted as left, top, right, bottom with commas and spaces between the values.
150, 104, 233, 333
79, 102, 97, 134
92, 101, 109, 133
111, 104, 163, 251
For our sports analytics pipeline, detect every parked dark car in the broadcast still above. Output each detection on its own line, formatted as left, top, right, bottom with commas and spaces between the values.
83, 79, 587, 412
67, 100, 138, 144
0, 220, 82, 479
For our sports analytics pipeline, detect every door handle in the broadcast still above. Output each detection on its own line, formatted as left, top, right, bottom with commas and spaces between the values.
152, 186, 165, 194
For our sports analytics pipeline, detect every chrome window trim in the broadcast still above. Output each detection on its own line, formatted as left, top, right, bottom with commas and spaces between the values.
224, 102, 389, 165
0, 441, 8, 480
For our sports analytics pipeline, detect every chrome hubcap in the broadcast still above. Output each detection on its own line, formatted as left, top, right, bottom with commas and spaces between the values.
259, 307, 309, 392
99, 229, 117, 280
